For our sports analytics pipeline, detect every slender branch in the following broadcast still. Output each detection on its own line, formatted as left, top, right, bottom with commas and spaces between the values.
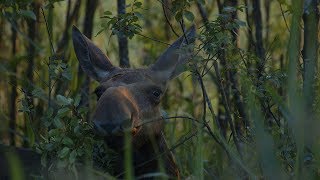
41, 8, 55, 56
41, 7, 55, 109
136, 32, 171, 45
279, 2, 290, 33
161, 0, 179, 37
213, 60, 242, 156
133, 116, 201, 129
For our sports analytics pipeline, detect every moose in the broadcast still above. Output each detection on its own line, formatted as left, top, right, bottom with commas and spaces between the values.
0, 25, 195, 179
72, 25, 195, 179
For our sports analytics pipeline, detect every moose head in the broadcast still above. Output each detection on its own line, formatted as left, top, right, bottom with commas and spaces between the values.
72, 25, 195, 178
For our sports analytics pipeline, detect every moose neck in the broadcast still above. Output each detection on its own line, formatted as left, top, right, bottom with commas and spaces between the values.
112, 132, 179, 178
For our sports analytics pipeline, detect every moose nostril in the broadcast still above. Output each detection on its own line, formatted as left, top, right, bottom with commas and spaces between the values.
94, 121, 124, 136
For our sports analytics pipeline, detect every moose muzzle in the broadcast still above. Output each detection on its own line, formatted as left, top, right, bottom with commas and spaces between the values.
92, 86, 139, 137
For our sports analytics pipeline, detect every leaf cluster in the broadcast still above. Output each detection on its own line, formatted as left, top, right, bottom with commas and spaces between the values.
98, 0, 143, 39
1, 0, 36, 20
36, 94, 94, 173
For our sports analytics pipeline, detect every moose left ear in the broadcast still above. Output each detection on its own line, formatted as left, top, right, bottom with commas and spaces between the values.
149, 25, 196, 80
72, 26, 118, 81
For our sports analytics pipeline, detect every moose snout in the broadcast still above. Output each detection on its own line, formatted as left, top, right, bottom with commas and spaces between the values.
93, 120, 129, 136
93, 87, 139, 137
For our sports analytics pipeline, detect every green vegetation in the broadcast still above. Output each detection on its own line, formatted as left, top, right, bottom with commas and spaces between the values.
0, 0, 319, 179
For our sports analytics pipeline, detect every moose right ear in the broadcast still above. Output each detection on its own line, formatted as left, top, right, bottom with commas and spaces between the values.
72, 26, 117, 81
149, 25, 195, 81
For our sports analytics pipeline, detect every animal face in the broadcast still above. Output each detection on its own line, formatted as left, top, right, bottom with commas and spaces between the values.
90, 70, 165, 148
72, 26, 195, 147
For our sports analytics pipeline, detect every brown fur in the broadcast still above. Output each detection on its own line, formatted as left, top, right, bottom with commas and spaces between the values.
72, 25, 195, 179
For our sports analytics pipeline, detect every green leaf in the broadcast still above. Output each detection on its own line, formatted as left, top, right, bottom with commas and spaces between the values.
134, 12, 143, 19
45, 143, 54, 151
41, 153, 47, 167
62, 137, 74, 146
223, 6, 236, 13
77, 149, 84, 156
103, 11, 112, 15
133, 1, 142, 8
53, 118, 64, 128
69, 150, 77, 164
56, 95, 72, 106
42, 117, 52, 128
73, 94, 81, 107
57, 107, 70, 117
19, 99, 31, 113
73, 125, 81, 135
60, 62, 67, 69
58, 147, 70, 159
96, 28, 105, 36
62, 68, 72, 80
198, 0, 205, 5
175, 11, 183, 22
48, 129, 60, 137
19, 10, 36, 20
184, 10, 194, 22
32, 87, 47, 100
235, 19, 246, 27
46, 108, 54, 118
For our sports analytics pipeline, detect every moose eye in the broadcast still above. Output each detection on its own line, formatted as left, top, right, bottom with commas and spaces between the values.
152, 90, 161, 98
94, 86, 106, 100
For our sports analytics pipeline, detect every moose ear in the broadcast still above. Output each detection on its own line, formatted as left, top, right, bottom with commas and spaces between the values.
150, 25, 196, 80
72, 26, 118, 81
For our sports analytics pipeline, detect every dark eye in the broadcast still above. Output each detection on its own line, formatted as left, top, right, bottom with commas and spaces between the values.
152, 90, 161, 98
94, 86, 106, 100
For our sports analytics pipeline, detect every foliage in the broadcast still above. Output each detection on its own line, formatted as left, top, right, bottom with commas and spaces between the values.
0, 0, 320, 179
98, 0, 143, 39
172, 0, 196, 22
1, 0, 36, 20
36, 94, 93, 171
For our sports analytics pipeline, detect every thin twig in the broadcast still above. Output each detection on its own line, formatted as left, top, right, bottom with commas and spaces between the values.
178, 20, 255, 177
41, 7, 55, 56
136, 33, 171, 46
133, 116, 201, 129
160, 0, 179, 37
41, 7, 55, 109
156, 0, 174, 13
213, 60, 242, 156
279, 2, 290, 33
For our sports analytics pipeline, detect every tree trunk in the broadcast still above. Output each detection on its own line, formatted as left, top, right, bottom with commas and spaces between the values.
57, 0, 82, 52
264, 1, 271, 42
225, 0, 238, 44
54, 0, 82, 95
24, 2, 40, 147
117, 0, 130, 68
302, 0, 319, 112
26, 3, 39, 87
252, 0, 265, 79
82, 0, 97, 39
245, 0, 254, 51
287, 0, 304, 176
78, 0, 98, 120
9, 21, 18, 146
196, 1, 208, 24
162, 0, 172, 40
